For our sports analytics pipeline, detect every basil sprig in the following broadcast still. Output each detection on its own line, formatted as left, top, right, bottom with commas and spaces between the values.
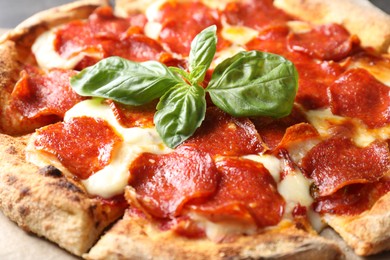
70, 25, 298, 148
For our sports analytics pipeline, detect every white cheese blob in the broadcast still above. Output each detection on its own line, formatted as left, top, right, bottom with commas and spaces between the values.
278, 169, 313, 209
243, 154, 282, 182
32, 28, 102, 70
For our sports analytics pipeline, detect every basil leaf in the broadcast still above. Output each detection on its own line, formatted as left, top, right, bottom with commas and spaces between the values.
154, 83, 206, 148
188, 25, 217, 84
70, 56, 182, 106
206, 51, 298, 118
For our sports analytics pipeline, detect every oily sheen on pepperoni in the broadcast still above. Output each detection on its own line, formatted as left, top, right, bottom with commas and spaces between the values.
223, 0, 293, 31
10, 65, 83, 120
109, 100, 155, 128
250, 106, 308, 151
54, 7, 164, 69
189, 157, 285, 228
33, 117, 122, 180
329, 68, 390, 128
183, 107, 264, 156
302, 137, 390, 197
287, 23, 359, 61
246, 27, 346, 110
128, 146, 218, 218
293, 56, 345, 109
157, 1, 228, 55
314, 179, 390, 215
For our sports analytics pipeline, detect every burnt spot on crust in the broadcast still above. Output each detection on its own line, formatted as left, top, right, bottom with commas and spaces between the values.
38, 165, 62, 178
5, 145, 18, 155
53, 178, 83, 194
5, 174, 18, 185
18, 205, 30, 217
19, 187, 31, 198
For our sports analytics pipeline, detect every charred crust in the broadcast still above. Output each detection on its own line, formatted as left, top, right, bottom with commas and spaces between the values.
5, 145, 18, 155
5, 174, 18, 185
53, 178, 83, 194
18, 205, 30, 217
38, 165, 62, 178
19, 187, 31, 198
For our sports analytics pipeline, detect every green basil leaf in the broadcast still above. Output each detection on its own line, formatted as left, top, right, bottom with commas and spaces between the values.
188, 25, 217, 84
206, 51, 298, 118
70, 56, 182, 106
154, 83, 206, 148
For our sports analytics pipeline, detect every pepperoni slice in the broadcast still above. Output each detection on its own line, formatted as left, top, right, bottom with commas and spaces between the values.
128, 146, 218, 218
10, 66, 83, 120
54, 6, 164, 68
294, 56, 345, 109
251, 106, 308, 151
287, 23, 360, 61
302, 137, 390, 197
34, 117, 122, 180
314, 179, 390, 215
157, 1, 226, 55
247, 28, 346, 110
109, 100, 155, 128
329, 68, 390, 128
223, 0, 293, 31
183, 107, 265, 156
189, 157, 285, 228
246, 25, 290, 57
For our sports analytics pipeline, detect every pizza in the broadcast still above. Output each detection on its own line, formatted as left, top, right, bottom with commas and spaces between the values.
0, 0, 389, 259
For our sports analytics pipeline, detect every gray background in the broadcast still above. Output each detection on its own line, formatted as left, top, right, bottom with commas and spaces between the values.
0, 0, 389, 28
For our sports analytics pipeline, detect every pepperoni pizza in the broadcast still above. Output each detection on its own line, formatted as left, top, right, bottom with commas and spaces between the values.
0, 0, 390, 259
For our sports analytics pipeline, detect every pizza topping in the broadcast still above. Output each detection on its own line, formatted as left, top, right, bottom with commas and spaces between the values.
52, 6, 164, 69
71, 26, 298, 148
128, 146, 218, 218
10, 66, 83, 120
109, 100, 155, 128
189, 157, 285, 228
329, 68, 390, 128
223, 0, 293, 31
302, 137, 390, 197
314, 179, 390, 215
33, 116, 122, 180
156, 1, 225, 55
294, 57, 345, 110
251, 106, 308, 151
287, 23, 360, 61
183, 107, 264, 156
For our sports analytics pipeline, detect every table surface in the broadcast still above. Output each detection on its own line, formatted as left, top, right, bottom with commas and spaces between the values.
0, 1, 390, 260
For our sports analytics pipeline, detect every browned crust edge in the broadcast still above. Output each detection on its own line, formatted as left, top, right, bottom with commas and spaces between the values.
0, 0, 108, 135
0, 133, 124, 256
86, 211, 344, 260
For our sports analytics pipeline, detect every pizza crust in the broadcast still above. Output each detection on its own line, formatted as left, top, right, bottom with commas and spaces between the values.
0, 0, 109, 135
86, 209, 343, 260
274, 0, 390, 53
0, 133, 125, 256
323, 192, 390, 256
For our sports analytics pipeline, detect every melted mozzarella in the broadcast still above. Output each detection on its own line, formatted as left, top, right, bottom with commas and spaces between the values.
221, 24, 258, 46
188, 212, 257, 242
306, 108, 390, 147
244, 154, 281, 182
32, 28, 102, 70
278, 170, 313, 208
